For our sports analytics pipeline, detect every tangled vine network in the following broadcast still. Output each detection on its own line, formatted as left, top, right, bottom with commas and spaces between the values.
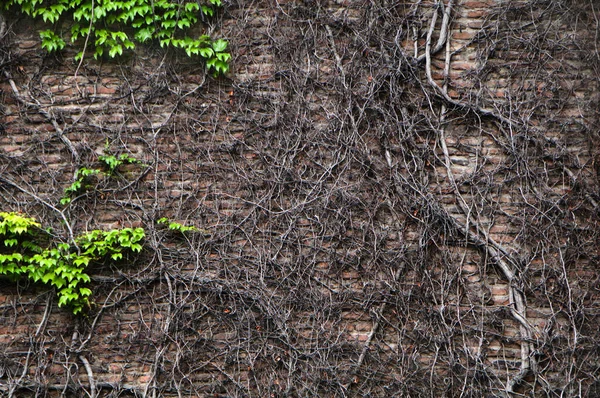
0, 0, 599, 397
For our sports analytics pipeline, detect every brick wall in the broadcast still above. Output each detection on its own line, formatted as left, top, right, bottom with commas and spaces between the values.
1, 0, 599, 396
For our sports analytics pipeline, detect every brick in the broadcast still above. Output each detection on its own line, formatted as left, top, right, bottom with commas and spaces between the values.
96, 84, 118, 95
463, 10, 488, 18
452, 31, 477, 40
462, 0, 494, 7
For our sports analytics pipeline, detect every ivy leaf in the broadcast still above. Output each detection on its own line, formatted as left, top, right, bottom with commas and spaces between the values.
93, 5, 107, 19
161, 19, 176, 29
216, 52, 231, 63
71, 23, 81, 41
111, 31, 128, 42
214, 60, 229, 75
73, 256, 91, 267
199, 47, 214, 59
40, 30, 66, 53
4, 238, 18, 247
201, 5, 214, 16
53, 276, 66, 289
124, 40, 135, 50
111, 252, 123, 260
184, 2, 199, 12
135, 27, 154, 43
177, 19, 191, 29
58, 294, 69, 307
212, 39, 228, 53
95, 29, 108, 46
41, 272, 55, 284
108, 44, 123, 58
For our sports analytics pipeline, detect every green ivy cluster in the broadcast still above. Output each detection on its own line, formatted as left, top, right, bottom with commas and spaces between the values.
60, 151, 141, 205
157, 217, 199, 233
1, 148, 200, 315
5, 0, 230, 74
0, 212, 145, 314
60, 167, 100, 205
98, 152, 140, 173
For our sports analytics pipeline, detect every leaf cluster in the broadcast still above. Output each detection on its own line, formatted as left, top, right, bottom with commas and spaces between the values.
0, 212, 145, 314
99, 152, 140, 173
61, 166, 100, 205
5, 0, 230, 74
157, 217, 198, 233
60, 151, 141, 205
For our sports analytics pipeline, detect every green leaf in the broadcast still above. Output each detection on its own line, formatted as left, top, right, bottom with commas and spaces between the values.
95, 29, 108, 46
73, 256, 91, 267
124, 40, 135, 50
111, 31, 128, 42
216, 52, 231, 63
71, 23, 81, 42
161, 19, 176, 29
111, 252, 123, 260
41, 272, 55, 284
212, 39, 228, 53
58, 295, 69, 307
4, 238, 18, 247
201, 5, 214, 16
53, 276, 66, 289
213, 60, 229, 75
177, 19, 191, 29
40, 30, 65, 53
135, 26, 154, 42
199, 47, 214, 58
108, 44, 123, 58
184, 2, 199, 12
93, 5, 106, 19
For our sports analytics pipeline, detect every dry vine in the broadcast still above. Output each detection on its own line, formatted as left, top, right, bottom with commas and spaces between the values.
1, 0, 599, 397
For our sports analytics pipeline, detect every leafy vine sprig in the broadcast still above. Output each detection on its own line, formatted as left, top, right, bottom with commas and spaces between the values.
0, 212, 145, 314
4, 0, 230, 74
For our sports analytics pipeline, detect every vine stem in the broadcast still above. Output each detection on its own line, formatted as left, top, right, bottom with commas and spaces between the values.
424, 1, 538, 393
79, 355, 97, 398
0, 11, 7, 39
73, 0, 94, 87
7, 294, 52, 398
3, 70, 80, 161
0, 175, 76, 246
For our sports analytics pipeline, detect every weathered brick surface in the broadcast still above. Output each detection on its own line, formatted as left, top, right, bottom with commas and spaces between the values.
0, 0, 599, 396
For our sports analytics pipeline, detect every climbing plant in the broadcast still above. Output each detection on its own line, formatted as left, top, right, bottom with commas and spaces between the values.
4, 0, 230, 74
0, 211, 145, 314
60, 149, 143, 205
0, 147, 200, 315
60, 166, 101, 205
0, 150, 203, 315
0, 212, 200, 314
157, 217, 199, 233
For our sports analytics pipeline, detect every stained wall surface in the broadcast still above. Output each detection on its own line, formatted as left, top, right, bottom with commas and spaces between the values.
1, 0, 599, 396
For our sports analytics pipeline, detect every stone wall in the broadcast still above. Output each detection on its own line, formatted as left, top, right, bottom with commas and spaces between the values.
0, 0, 599, 396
